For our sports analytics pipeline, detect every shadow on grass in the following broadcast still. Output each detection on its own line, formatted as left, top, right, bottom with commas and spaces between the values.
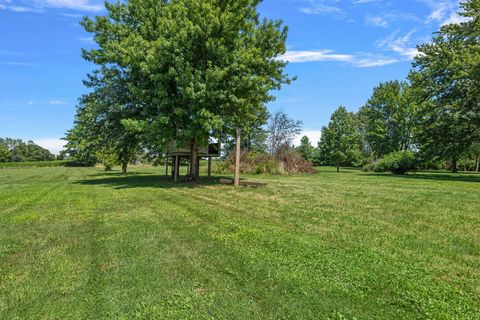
73, 173, 233, 189
365, 172, 480, 183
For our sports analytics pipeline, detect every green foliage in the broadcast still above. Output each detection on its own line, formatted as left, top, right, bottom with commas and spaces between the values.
222, 118, 269, 155
80, 0, 292, 178
364, 151, 418, 174
96, 149, 118, 171
297, 136, 315, 162
318, 106, 364, 171
458, 143, 480, 172
358, 81, 416, 158
409, 0, 480, 171
0, 138, 55, 162
65, 70, 143, 174
0, 145, 8, 162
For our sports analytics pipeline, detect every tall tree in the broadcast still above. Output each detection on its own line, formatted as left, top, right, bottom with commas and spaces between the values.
318, 106, 362, 172
409, 0, 480, 172
358, 81, 416, 159
81, 0, 292, 180
65, 67, 142, 174
297, 135, 315, 162
267, 111, 303, 156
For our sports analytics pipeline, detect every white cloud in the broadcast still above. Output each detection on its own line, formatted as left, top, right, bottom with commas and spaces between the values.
0, 0, 103, 13
421, 0, 468, 26
282, 50, 352, 63
47, 99, 67, 105
365, 14, 389, 27
442, 12, 469, 25
353, 0, 380, 4
376, 30, 419, 60
281, 50, 398, 68
294, 130, 322, 146
34, 138, 65, 154
299, 0, 343, 15
1, 99, 68, 106
35, 0, 103, 12
0, 3, 42, 12
79, 37, 94, 43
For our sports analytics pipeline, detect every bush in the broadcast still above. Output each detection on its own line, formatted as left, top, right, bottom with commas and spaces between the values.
363, 151, 418, 174
215, 150, 316, 175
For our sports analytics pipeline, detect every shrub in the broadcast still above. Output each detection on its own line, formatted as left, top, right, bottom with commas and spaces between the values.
363, 151, 418, 174
215, 150, 316, 175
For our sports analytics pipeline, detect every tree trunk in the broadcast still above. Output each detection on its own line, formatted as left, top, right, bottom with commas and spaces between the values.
336, 160, 340, 173
190, 139, 199, 180
207, 157, 212, 178
121, 161, 128, 175
174, 156, 180, 182
234, 128, 241, 187
476, 146, 480, 173
451, 156, 458, 173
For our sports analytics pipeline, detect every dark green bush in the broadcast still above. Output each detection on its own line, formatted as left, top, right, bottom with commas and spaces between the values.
363, 151, 418, 174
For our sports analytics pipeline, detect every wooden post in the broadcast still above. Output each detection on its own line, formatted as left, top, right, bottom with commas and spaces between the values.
196, 157, 200, 178
174, 155, 180, 182
208, 157, 212, 178
165, 157, 169, 177
234, 128, 241, 187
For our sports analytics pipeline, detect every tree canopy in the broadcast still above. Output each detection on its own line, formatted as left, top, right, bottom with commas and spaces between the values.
71, 0, 292, 178
409, 0, 480, 171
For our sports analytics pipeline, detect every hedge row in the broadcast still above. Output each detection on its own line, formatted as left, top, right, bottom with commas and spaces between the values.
0, 160, 94, 169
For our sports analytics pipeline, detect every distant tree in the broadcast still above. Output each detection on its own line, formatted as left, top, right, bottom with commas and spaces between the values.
319, 106, 363, 172
56, 150, 69, 161
297, 136, 315, 162
409, 0, 480, 172
0, 138, 55, 162
358, 81, 416, 159
222, 115, 270, 155
267, 111, 303, 156
0, 145, 8, 162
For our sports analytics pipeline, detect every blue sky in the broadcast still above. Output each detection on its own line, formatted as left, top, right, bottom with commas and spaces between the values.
0, 0, 466, 153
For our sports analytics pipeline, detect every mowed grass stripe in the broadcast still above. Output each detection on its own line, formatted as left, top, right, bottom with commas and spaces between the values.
0, 166, 479, 319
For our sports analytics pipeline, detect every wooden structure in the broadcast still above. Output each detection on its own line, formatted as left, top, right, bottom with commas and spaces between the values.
219, 179, 267, 187
165, 141, 220, 181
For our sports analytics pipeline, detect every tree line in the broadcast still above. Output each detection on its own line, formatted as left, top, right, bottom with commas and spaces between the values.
65, 0, 480, 175
0, 138, 55, 163
298, 1, 480, 173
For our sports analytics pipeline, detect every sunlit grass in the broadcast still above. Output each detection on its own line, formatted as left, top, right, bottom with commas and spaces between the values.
0, 166, 479, 319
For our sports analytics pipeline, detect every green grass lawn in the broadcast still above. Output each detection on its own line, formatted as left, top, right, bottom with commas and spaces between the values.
0, 166, 479, 319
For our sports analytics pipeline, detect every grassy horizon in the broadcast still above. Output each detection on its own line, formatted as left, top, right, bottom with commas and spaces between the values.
1, 166, 479, 319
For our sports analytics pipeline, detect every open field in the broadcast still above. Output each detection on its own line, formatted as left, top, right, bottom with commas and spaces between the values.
0, 166, 479, 319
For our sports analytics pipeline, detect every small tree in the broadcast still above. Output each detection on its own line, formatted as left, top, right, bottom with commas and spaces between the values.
319, 106, 362, 172
297, 135, 315, 162
267, 111, 303, 156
